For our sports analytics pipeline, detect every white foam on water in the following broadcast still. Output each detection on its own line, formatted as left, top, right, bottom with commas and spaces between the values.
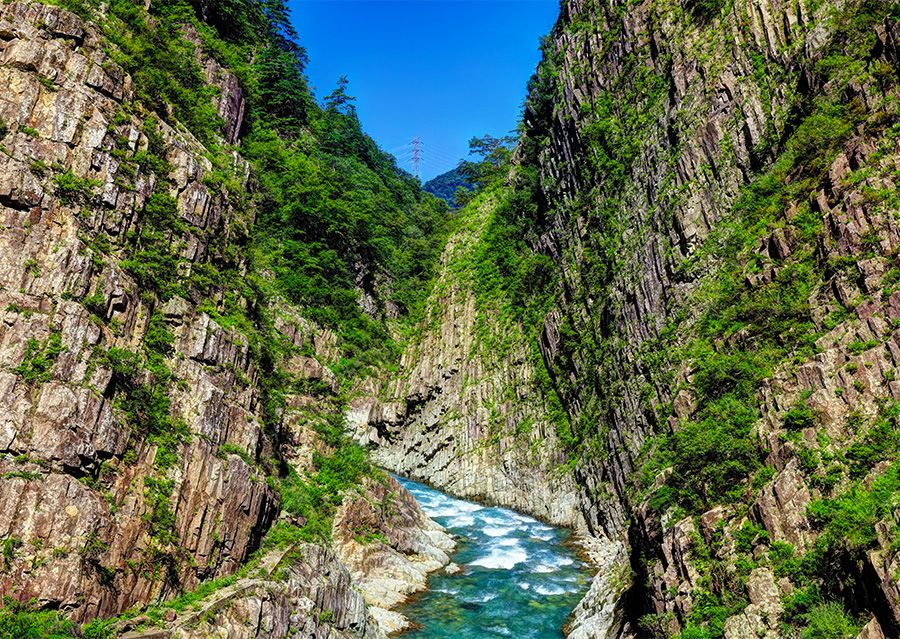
533, 564, 556, 573
423, 497, 483, 520
479, 512, 518, 526
483, 526, 514, 537
519, 582, 531, 590
534, 584, 567, 596
509, 511, 539, 524
470, 545, 529, 570
542, 554, 574, 568
462, 591, 499, 603
446, 514, 476, 528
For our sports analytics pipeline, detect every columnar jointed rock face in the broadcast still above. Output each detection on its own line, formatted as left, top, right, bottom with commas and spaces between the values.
350, 197, 583, 528
0, 1, 282, 618
365, 0, 900, 636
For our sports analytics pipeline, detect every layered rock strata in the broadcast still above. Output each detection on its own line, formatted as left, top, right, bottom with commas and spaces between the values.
0, 2, 448, 634
358, 0, 900, 636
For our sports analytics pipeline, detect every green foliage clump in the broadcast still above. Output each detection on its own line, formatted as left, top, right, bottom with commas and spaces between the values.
808, 462, 900, 553
684, 0, 727, 22
142, 476, 177, 544
0, 598, 112, 639
0, 598, 76, 639
14, 333, 63, 385
784, 403, 817, 431
272, 414, 372, 542
845, 401, 900, 477
103, 313, 188, 472
54, 171, 99, 204
120, 190, 185, 300
800, 603, 859, 639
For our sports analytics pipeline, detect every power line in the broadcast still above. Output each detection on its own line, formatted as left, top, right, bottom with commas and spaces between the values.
387, 137, 465, 179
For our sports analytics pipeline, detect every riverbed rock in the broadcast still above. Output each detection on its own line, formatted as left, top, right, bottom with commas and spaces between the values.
566, 537, 631, 639
332, 475, 455, 632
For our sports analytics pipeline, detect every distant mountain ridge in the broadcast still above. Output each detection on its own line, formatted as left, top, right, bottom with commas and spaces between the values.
423, 166, 472, 207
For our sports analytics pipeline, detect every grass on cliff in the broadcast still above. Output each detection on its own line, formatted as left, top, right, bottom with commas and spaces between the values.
266, 413, 374, 544
0, 598, 112, 639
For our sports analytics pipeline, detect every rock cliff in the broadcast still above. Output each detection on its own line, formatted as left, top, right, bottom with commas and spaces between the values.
356, 0, 900, 637
0, 2, 277, 617
4, 0, 900, 636
350, 195, 582, 527
0, 0, 449, 635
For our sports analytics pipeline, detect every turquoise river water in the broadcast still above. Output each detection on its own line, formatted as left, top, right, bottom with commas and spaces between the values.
395, 476, 593, 639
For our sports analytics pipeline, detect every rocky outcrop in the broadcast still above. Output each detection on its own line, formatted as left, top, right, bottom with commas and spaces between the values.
332, 475, 455, 633
566, 537, 630, 639
0, 0, 283, 619
116, 545, 386, 639
722, 568, 783, 639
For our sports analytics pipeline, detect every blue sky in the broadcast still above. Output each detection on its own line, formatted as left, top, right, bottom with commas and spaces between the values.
288, 0, 560, 181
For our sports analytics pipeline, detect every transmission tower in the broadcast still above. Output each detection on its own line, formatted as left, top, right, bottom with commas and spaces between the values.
411, 136, 421, 178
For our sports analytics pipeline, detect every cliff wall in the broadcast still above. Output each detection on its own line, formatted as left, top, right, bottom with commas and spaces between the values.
0, 1, 450, 635
361, 0, 900, 636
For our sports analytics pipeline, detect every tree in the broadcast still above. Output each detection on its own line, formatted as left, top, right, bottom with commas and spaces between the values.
458, 134, 516, 189
324, 75, 357, 117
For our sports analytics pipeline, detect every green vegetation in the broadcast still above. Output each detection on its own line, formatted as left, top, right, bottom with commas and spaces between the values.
0, 598, 112, 639
641, 0, 896, 513
14, 333, 63, 385
54, 170, 99, 204
684, 0, 728, 21
799, 604, 859, 639
423, 165, 472, 207
268, 413, 374, 543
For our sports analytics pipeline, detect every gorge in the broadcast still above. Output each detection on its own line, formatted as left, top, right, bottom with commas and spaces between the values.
0, 0, 899, 638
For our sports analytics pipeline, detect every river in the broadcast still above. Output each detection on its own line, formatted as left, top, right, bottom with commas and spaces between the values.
395, 475, 592, 638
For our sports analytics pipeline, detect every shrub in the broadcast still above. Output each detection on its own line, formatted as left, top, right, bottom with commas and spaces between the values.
14, 333, 63, 385
684, 0, 726, 21
784, 403, 816, 430
54, 171, 99, 204
0, 598, 77, 639
801, 603, 859, 639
